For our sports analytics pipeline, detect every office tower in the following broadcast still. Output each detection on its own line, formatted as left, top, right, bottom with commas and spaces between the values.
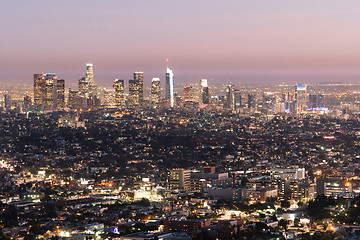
129, 79, 139, 107
224, 84, 234, 109
309, 94, 317, 109
295, 83, 307, 114
151, 78, 161, 107
134, 72, 144, 106
183, 86, 193, 102
113, 79, 125, 107
57, 79, 65, 109
199, 79, 210, 105
318, 94, 325, 108
86, 63, 94, 85
248, 93, 256, 109
165, 68, 174, 107
79, 63, 96, 96
44, 73, 58, 110
34, 73, 46, 111
4, 94, 11, 111
34, 73, 63, 111
168, 169, 191, 191
234, 89, 242, 111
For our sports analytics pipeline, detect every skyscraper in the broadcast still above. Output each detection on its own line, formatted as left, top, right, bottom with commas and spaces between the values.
165, 68, 174, 107
234, 89, 242, 111
183, 86, 193, 102
129, 79, 139, 107
113, 79, 125, 108
4, 94, 11, 111
134, 72, 144, 106
309, 94, 317, 109
318, 94, 325, 108
44, 73, 57, 110
34, 73, 46, 111
79, 63, 96, 96
151, 78, 161, 107
34, 73, 64, 111
224, 84, 234, 109
199, 79, 210, 105
295, 83, 307, 114
248, 93, 256, 109
57, 79, 65, 109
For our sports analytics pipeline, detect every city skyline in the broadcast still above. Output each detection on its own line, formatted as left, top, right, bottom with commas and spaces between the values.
3, 1, 360, 85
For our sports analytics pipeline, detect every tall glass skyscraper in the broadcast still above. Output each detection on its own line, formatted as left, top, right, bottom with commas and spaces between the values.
151, 78, 161, 107
165, 68, 174, 107
134, 72, 144, 106
113, 79, 125, 107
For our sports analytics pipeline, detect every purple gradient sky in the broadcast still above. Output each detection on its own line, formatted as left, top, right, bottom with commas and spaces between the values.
2, 0, 360, 86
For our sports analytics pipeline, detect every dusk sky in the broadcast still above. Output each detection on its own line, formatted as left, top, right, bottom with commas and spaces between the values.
2, 0, 360, 86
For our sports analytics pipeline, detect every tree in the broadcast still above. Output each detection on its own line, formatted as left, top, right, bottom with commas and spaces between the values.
281, 200, 290, 209
278, 219, 288, 230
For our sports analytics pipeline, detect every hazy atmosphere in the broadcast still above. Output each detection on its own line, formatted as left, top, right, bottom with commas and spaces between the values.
2, 0, 360, 85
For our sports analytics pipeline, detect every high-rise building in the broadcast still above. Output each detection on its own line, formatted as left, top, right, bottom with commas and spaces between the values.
78, 63, 99, 109
151, 78, 161, 107
68, 88, 86, 109
86, 63, 94, 85
23, 96, 32, 112
134, 72, 144, 106
234, 89, 242, 111
113, 79, 125, 107
44, 73, 58, 110
224, 84, 234, 109
79, 63, 96, 95
165, 68, 174, 107
309, 94, 317, 109
248, 93, 256, 109
183, 86, 193, 102
34, 73, 64, 111
199, 79, 210, 105
318, 94, 325, 108
129, 79, 139, 107
295, 83, 307, 114
4, 94, 11, 111
57, 79, 65, 109
34, 73, 46, 111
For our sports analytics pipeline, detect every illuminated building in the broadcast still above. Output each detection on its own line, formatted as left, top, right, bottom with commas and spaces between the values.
4, 94, 11, 111
44, 73, 58, 110
168, 169, 191, 191
151, 78, 161, 107
134, 71, 144, 106
234, 89, 242, 111
129, 79, 139, 107
318, 94, 325, 108
295, 83, 307, 114
199, 79, 210, 105
68, 88, 86, 109
113, 79, 125, 107
34, 73, 64, 111
224, 84, 234, 109
165, 67, 174, 107
128, 72, 143, 107
56, 79, 65, 109
78, 63, 99, 109
248, 93, 256, 109
34, 73, 46, 111
183, 86, 193, 102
